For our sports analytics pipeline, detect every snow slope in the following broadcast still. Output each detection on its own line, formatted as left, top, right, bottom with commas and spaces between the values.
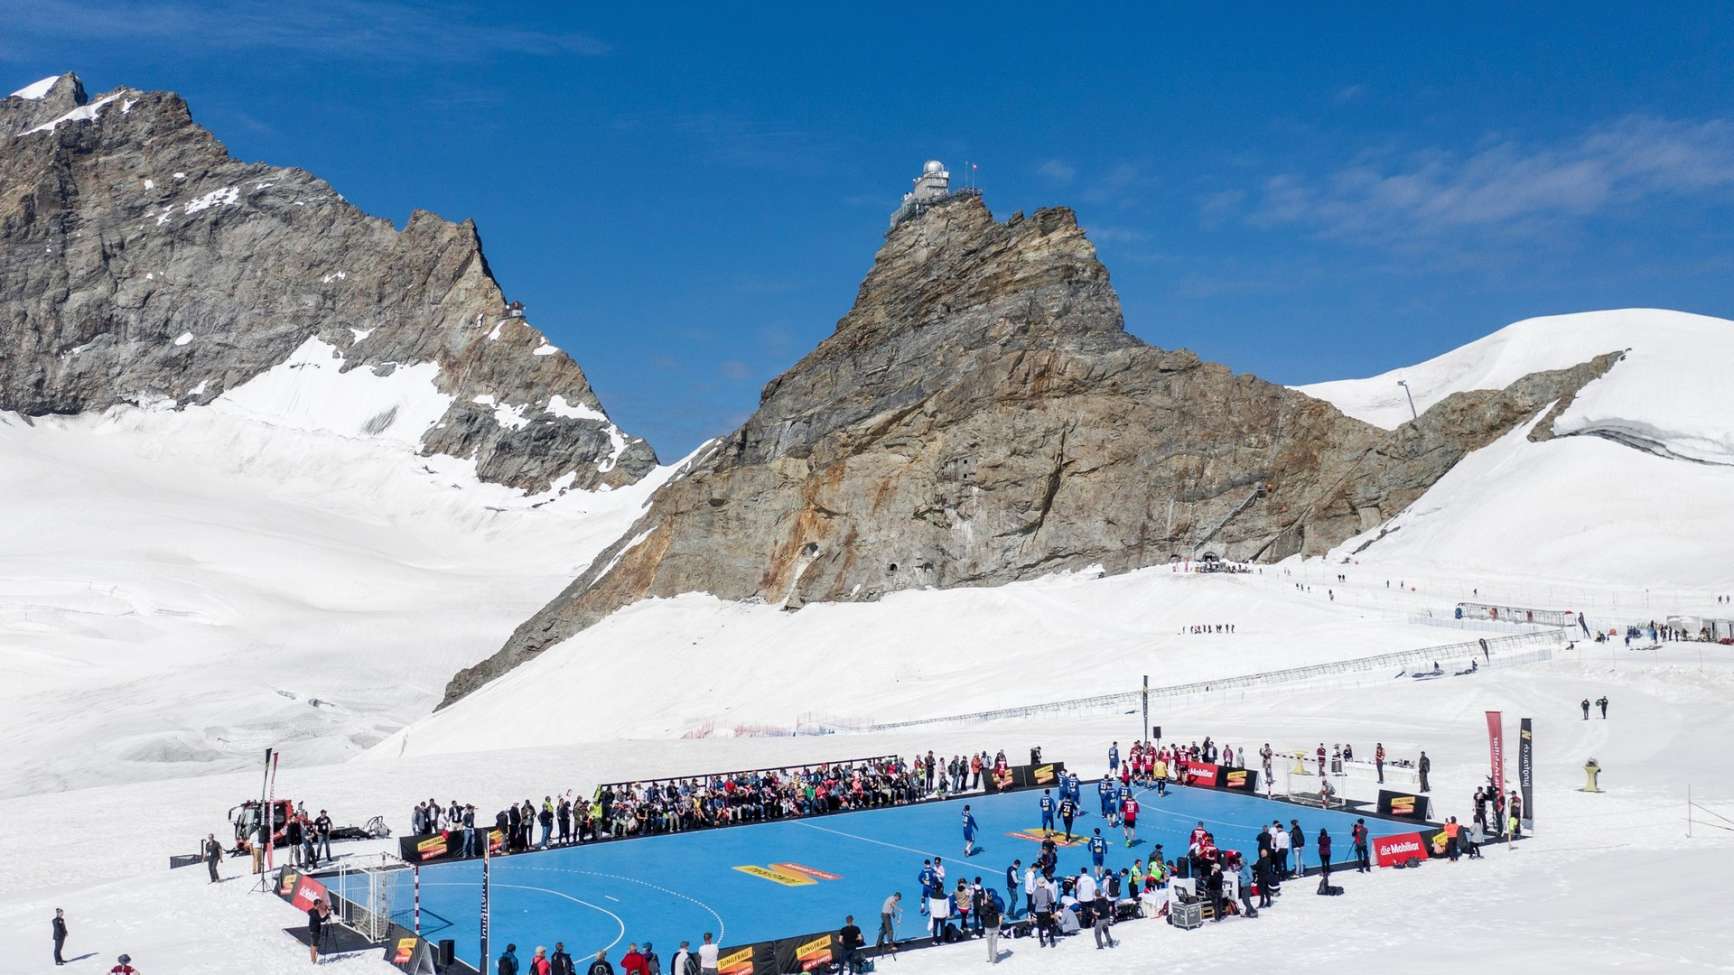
0, 356, 681, 797
1291, 309, 1734, 591
1321, 410, 1734, 592
385, 565, 1563, 760
1296, 309, 1734, 465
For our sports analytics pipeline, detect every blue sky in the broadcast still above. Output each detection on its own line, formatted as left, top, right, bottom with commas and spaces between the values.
6, 2, 1733, 456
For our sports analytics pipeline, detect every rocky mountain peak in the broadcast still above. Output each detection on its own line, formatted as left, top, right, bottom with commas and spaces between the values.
441, 189, 1625, 707
1, 74, 655, 492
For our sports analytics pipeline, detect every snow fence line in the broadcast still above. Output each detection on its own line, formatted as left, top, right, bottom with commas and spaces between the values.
804, 629, 1566, 734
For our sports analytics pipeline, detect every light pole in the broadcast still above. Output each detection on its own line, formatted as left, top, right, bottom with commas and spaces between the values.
1397, 380, 1418, 421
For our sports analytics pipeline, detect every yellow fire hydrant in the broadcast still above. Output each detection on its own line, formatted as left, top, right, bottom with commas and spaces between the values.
1583, 759, 1602, 792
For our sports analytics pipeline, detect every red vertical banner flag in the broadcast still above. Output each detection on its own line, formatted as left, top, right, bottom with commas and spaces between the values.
1485, 710, 1505, 796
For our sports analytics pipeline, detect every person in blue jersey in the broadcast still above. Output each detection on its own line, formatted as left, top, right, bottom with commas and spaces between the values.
916, 859, 937, 916
1088, 828, 1108, 878
962, 805, 980, 857
1097, 776, 1115, 823
1038, 789, 1056, 836
1108, 741, 1120, 776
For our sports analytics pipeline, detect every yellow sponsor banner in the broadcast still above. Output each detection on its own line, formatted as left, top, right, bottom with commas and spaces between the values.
734, 864, 816, 886
1032, 763, 1057, 784
719, 945, 757, 975
795, 934, 833, 967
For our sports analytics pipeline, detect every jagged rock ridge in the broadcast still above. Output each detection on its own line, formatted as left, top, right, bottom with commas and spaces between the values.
441, 193, 1618, 704
2, 72, 655, 491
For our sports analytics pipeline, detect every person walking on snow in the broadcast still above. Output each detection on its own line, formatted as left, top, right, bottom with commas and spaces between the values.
1581, 698, 1591, 720
962, 805, 980, 857
1418, 751, 1431, 793
203, 832, 223, 883
1597, 696, 1609, 718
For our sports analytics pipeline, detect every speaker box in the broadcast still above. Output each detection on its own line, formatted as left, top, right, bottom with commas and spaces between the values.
437, 939, 455, 967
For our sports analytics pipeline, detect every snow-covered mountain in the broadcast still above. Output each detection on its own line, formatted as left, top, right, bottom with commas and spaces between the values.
1297, 310, 1734, 588
0, 71, 674, 796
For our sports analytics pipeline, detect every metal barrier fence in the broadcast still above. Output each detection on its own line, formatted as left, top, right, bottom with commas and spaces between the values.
825, 629, 1565, 734
1406, 613, 1548, 634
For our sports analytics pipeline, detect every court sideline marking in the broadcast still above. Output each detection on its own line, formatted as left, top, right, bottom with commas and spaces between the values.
507, 863, 728, 944
418, 880, 627, 960
793, 819, 946, 860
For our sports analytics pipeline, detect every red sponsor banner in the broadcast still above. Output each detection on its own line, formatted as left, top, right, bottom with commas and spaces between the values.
290, 873, 329, 912
1185, 761, 1220, 787
1486, 710, 1505, 797
772, 862, 843, 881
1373, 832, 1428, 867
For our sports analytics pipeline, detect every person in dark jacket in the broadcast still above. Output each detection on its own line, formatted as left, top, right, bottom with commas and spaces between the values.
1418, 751, 1431, 792
1352, 819, 1371, 873
307, 897, 331, 964
52, 908, 69, 966
204, 833, 223, 883
498, 944, 520, 975
550, 943, 575, 975
1205, 863, 1226, 921
1317, 828, 1334, 883
586, 948, 615, 974
1254, 849, 1277, 907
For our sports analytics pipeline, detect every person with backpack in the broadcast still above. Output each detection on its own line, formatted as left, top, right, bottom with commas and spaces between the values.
498, 944, 520, 975
1317, 828, 1334, 886
551, 943, 576, 975
529, 947, 553, 975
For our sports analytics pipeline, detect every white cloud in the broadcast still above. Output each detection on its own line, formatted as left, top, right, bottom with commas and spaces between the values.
1037, 159, 1076, 184
8, 0, 609, 62
1246, 116, 1734, 242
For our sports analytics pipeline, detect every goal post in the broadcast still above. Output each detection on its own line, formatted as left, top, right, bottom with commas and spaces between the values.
332, 855, 402, 944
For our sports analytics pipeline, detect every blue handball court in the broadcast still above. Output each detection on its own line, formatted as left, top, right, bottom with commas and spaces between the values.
345, 782, 1416, 968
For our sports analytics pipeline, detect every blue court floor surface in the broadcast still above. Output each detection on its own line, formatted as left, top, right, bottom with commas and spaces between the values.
340, 782, 1420, 968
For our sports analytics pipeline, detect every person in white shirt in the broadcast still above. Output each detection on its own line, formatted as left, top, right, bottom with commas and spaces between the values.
698, 932, 719, 975
1024, 865, 1038, 918
671, 941, 692, 975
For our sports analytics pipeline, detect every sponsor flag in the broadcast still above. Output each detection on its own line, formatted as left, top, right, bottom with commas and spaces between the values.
1519, 717, 1535, 831
1485, 710, 1504, 796
480, 839, 490, 973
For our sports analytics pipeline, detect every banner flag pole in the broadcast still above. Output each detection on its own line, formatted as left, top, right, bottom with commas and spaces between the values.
480, 837, 491, 974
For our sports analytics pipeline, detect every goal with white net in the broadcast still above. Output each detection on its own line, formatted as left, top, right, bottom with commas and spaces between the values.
330, 854, 403, 944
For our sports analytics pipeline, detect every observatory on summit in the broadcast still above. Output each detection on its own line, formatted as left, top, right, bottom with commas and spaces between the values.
889, 159, 976, 227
